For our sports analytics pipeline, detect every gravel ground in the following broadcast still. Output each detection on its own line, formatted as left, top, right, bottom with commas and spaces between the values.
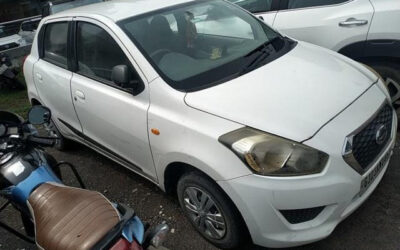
0, 136, 399, 250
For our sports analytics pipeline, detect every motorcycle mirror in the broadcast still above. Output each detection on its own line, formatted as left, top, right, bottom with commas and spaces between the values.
145, 224, 169, 248
0, 124, 6, 137
28, 106, 51, 125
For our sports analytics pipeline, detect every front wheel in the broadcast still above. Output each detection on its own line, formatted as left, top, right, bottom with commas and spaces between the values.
177, 172, 247, 249
370, 62, 400, 109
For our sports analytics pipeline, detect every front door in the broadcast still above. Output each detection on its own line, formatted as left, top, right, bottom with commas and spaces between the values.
70, 18, 156, 180
273, 0, 374, 51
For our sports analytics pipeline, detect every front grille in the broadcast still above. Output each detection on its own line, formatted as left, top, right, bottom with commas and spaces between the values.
352, 104, 393, 169
0, 42, 19, 52
280, 206, 325, 224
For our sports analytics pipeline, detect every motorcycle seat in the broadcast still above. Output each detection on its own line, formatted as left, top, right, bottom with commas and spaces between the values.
27, 183, 120, 250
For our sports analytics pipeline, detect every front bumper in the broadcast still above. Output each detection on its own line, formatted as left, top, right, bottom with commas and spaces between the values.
218, 85, 397, 248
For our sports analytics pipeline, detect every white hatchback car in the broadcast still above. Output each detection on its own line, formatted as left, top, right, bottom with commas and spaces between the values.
24, 0, 397, 248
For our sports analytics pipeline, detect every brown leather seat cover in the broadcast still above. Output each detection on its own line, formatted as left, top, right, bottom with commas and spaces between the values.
28, 183, 120, 250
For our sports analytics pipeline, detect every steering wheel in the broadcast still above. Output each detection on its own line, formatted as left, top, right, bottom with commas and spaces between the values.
150, 49, 172, 63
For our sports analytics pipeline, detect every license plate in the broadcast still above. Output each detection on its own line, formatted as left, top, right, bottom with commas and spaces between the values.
360, 150, 392, 196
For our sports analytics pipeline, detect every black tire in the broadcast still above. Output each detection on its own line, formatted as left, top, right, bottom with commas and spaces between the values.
369, 62, 400, 109
177, 171, 247, 249
45, 119, 69, 151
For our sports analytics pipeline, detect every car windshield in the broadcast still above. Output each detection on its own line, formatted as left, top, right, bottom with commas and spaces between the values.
51, 0, 103, 14
119, 0, 294, 91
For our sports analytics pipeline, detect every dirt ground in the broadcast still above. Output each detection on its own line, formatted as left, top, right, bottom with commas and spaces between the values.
0, 136, 399, 250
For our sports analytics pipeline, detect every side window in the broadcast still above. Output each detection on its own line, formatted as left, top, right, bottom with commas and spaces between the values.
76, 22, 140, 87
229, 0, 272, 13
164, 14, 178, 32
193, 6, 254, 39
43, 22, 68, 68
288, 0, 348, 9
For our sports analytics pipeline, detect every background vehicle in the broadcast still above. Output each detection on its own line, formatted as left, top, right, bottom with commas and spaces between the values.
0, 52, 25, 89
18, 17, 42, 44
0, 106, 169, 250
0, 26, 25, 52
24, 0, 397, 249
41, 0, 105, 17
228, 0, 400, 108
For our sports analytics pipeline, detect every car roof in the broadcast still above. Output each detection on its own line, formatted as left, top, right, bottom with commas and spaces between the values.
51, 0, 195, 22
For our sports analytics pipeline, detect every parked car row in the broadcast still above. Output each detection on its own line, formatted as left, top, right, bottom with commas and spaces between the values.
0, 0, 106, 54
23, 0, 398, 249
0, 25, 26, 52
229, 0, 400, 108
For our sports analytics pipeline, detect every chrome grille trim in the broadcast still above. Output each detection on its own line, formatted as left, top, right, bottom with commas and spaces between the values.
342, 102, 395, 174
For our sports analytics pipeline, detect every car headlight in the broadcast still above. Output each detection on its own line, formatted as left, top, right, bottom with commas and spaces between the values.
219, 127, 328, 176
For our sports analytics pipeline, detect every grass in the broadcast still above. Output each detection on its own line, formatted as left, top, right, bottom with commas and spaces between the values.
0, 72, 30, 118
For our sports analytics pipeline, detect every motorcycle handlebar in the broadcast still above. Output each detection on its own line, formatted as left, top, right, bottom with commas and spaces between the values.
27, 136, 55, 147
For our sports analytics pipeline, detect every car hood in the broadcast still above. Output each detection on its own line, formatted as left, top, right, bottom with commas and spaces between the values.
184, 41, 378, 142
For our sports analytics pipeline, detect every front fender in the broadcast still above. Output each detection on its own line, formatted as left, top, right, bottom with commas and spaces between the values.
338, 39, 400, 62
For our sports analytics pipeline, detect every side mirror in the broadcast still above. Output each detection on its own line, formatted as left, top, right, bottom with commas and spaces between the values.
143, 224, 169, 248
0, 124, 7, 137
112, 65, 129, 87
112, 65, 139, 91
28, 106, 51, 125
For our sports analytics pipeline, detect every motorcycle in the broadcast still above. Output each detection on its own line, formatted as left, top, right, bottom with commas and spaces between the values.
0, 52, 25, 90
0, 106, 168, 250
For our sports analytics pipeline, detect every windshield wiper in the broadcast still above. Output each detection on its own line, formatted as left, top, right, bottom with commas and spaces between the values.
238, 36, 282, 76
244, 36, 281, 57
238, 51, 270, 76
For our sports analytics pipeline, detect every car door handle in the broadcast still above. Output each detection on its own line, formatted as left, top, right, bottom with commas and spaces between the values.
339, 18, 368, 27
36, 73, 42, 81
75, 90, 85, 100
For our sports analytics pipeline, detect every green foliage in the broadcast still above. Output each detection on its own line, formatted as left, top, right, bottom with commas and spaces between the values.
0, 70, 30, 118
0, 89, 30, 118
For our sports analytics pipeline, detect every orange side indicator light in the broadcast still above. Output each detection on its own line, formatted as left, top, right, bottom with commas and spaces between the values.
151, 128, 160, 135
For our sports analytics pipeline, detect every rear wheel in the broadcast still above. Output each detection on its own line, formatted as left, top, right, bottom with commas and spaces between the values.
177, 172, 247, 249
370, 62, 400, 109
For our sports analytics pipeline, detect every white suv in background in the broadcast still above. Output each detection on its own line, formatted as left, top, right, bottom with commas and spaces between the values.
24, 0, 397, 248
229, 0, 400, 107
0, 27, 26, 51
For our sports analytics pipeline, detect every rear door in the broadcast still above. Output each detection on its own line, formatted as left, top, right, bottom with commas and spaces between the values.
273, 0, 374, 51
69, 18, 156, 180
33, 18, 83, 135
